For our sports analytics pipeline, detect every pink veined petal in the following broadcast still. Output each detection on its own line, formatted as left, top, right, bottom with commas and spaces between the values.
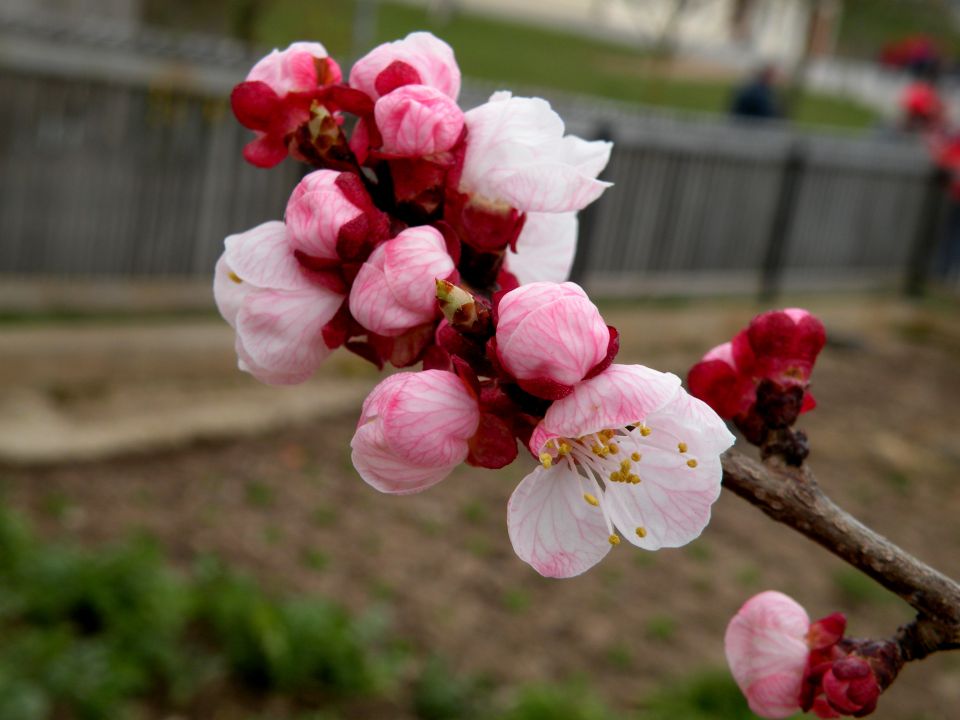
541, 364, 681, 442
352, 419, 458, 494
375, 84, 464, 157
235, 285, 343, 385
379, 370, 480, 467
496, 282, 589, 346
603, 386, 733, 549
505, 212, 578, 285
489, 161, 613, 213
745, 674, 807, 719
725, 591, 810, 717
349, 31, 460, 100
382, 226, 455, 313
349, 248, 434, 337
247, 41, 330, 95
507, 464, 612, 578
224, 221, 310, 291
285, 171, 363, 260
213, 254, 251, 329
497, 292, 608, 386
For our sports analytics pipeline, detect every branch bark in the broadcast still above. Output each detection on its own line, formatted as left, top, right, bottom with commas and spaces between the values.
721, 449, 960, 658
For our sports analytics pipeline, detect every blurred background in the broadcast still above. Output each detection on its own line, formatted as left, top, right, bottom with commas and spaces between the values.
1, 1, 959, 718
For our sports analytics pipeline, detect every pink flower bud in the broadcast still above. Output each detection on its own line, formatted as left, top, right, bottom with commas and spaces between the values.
284, 170, 380, 262
246, 41, 341, 97
374, 84, 464, 157
747, 308, 826, 387
349, 32, 460, 100
495, 282, 611, 397
687, 339, 756, 420
349, 226, 455, 337
351, 370, 480, 494
820, 658, 880, 717
459, 92, 611, 213
725, 591, 811, 719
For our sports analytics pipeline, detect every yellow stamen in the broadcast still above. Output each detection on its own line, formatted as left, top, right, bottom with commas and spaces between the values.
228, 271, 243, 284
608, 443, 619, 454
601, 429, 615, 440
635, 526, 647, 538
620, 460, 632, 473
678, 442, 688, 453
687, 458, 698, 468
609, 471, 622, 483
591, 443, 603, 455
583, 493, 599, 506
631, 452, 641, 462
628, 473, 641, 484
608, 534, 621, 546
639, 425, 651, 437
539, 452, 553, 468
558, 442, 571, 456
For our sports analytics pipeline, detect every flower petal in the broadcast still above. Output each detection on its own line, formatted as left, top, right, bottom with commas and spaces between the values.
507, 464, 611, 578
235, 286, 343, 385
490, 162, 612, 214
350, 31, 460, 100
541, 364, 681, 442
224, 221, 309, 291
352, 418, 458, 494
213, 254, 251, 329
375, 84, 464, 157
505, 212, 578, 285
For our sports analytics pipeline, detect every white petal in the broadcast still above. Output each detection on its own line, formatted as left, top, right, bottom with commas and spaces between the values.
506, 212, 578, 285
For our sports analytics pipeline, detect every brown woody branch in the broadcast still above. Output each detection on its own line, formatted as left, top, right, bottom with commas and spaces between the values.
721, 448, 960, 662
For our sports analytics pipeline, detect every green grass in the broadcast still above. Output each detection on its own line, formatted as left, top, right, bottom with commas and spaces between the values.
839, 0, 960, 59
832, 567, 892, 608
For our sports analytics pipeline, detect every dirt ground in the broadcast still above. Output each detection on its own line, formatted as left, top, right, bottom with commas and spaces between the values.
1, 294, 959, 719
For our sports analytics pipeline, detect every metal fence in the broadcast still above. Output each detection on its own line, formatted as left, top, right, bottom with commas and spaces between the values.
0, 11, 948, 298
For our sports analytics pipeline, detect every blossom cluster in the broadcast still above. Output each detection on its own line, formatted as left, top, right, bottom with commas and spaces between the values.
726, 591, 890, 718
213, 32, 738, 579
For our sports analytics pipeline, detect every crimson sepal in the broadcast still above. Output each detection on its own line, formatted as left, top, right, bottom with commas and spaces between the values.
368, 323, 435, 368
688, 358, 746, 420
809, 613, 847, 650
516, 376, 574, 401
496, 267, 520, 293
434, 220, 461, 265
437, 321, 491, 374
466, 412, 519, 469
443, 188, 526, 252
374, 60, 423, 96
322, 304, 362, 349
231, 80, 283, 130
345, 340, 384, 370
422, 344, 452, 371
584, 326, 620, 381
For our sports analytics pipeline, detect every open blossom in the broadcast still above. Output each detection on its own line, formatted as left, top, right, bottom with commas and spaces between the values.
349, 226, 456, 337
459, 92, 612, 213
349, 31, 460, 101
507, 365, 734, 578
375, 84, 464, 157
231, 42, 342, 168
495, 282, 611, 399
351, 370, 480, 494
725, 591, 811, 719
213, 221, 344, 385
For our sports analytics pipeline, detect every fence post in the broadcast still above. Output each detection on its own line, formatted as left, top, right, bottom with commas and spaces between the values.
904, 164, 948, 297
759, 142, 805, 302
569, 122, 613, 286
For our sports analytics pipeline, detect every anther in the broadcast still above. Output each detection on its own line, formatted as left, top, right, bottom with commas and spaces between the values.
608, 534, 621, 546
620, 460, 632, 473
558, 442, 571, 455
635, 526, 647, 538
639, 425, 651, 437
228, 271, 243, 284
583, 493, 599, 506
539, 452, 553, 468
678, 442, 688, 453
687, 458, 698, 468
608, 443, 619, 454
631, 452, 641, 462
628, 474, 641, 484
609, 471, 622, 483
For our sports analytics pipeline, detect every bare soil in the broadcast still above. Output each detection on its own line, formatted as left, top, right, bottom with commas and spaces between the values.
2, 295, 959, 719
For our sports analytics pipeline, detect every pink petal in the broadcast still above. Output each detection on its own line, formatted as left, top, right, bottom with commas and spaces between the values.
247, 41, 332, 96
490, 162, 612, 214
349, 226, 454, 337
725, 591, 810, 718
540, 364, 681, 442
213, 254, 250, 329
379, 370, 479, 466
505, 212, 578, 285
349, 32, 460, 101
507, 464, 611, 578
285, 170, 363, 260
352, 419, 458, 494
224, 221, 309, 291
497, 282, 609, 386
375, 84, 464, 157
235, 286, 344, 385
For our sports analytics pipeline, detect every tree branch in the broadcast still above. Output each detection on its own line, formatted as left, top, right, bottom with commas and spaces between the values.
721, 449, 960, 658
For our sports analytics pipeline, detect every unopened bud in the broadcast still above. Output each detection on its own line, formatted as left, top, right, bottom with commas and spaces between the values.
436, 280, 491, 336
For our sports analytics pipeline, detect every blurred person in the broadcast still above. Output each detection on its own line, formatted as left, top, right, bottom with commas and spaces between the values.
930, 131, 960, 280
729, 65, 782, 121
